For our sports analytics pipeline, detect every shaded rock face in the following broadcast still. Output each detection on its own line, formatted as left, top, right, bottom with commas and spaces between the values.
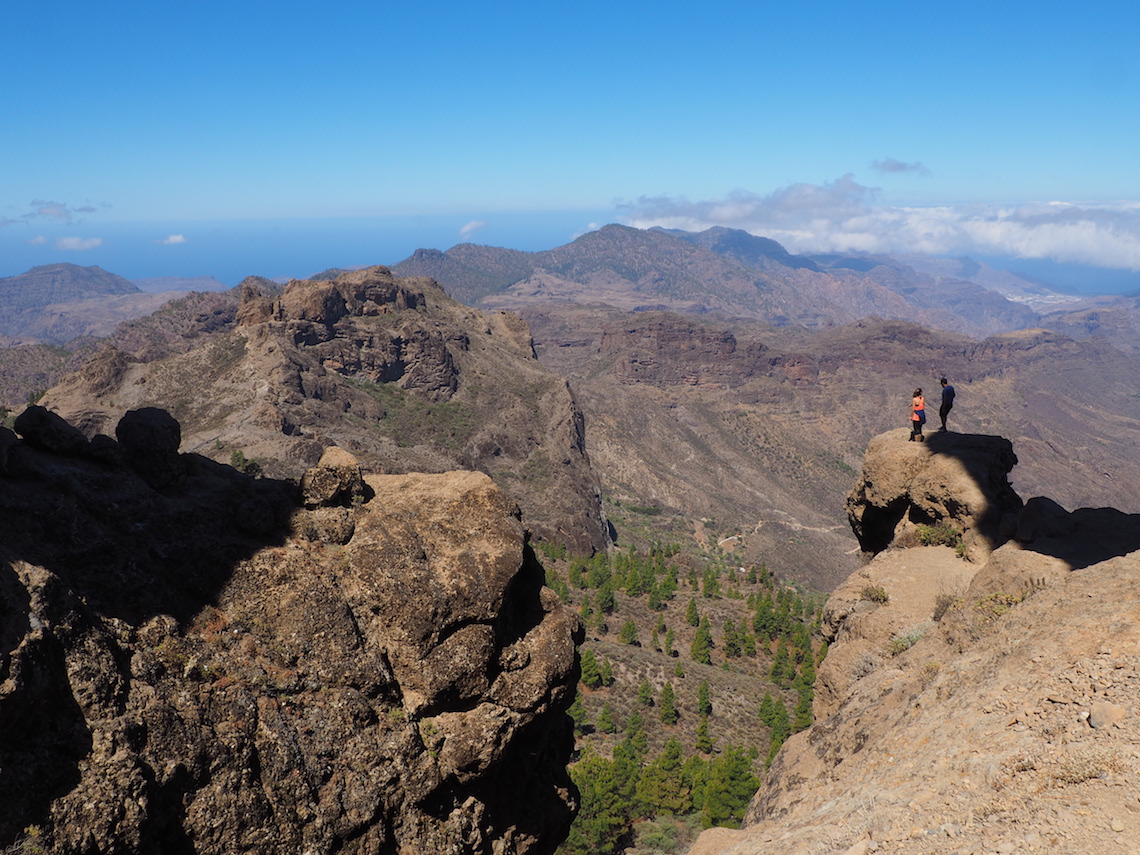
846, 428, 1023, 562
0, 411, 582, 854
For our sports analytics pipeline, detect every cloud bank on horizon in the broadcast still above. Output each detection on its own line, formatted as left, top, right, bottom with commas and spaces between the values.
622, 176, 1140, 272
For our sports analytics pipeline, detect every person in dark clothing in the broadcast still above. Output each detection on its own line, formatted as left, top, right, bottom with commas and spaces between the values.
939, 377, 955, 431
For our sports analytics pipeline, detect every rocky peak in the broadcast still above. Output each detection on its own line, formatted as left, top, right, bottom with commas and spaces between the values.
846, 428, 1023, 562
39, 266, 608, 554
0, 408, 583, 854
688, 428, 1140, 855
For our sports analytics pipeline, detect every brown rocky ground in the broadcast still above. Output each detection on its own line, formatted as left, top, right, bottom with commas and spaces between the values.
687, 429, 1140, 855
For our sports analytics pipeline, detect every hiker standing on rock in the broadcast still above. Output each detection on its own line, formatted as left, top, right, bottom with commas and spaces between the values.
939, 377, 956, 431
910, 388, 926, 442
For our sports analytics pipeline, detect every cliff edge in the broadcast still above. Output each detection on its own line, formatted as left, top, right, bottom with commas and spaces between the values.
688, 429, 1140, 855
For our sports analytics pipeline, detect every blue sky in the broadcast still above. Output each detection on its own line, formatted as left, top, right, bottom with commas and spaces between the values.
3, 0, 1139, 287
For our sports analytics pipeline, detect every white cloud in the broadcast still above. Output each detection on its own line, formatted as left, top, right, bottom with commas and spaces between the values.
621, 180, 1140, 271
158, 234, 186, 245
12, 199, 110, 225
55, 236, 103, 250
27, 235, 47, 245
871, 158, 931, 176
31, 200, 73, 220
459, 220, 486, 239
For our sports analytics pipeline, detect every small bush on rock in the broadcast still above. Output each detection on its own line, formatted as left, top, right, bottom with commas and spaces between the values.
860, 585, 889, 605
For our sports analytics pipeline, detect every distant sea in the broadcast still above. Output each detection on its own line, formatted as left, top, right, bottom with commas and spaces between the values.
0, 211, 615, 287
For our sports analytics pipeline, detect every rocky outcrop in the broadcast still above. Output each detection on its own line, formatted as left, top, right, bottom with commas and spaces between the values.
39, 267, 608, 554
687, 430, 1140, 855
0, 410, 582, 854
846, 429, 1023, 562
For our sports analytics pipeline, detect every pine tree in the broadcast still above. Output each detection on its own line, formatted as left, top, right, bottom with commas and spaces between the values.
769, 643, 792, 686
597, 702, 617, 734
545, 567, 570, 602
619, 619, 640, 646
673, 661, 685, 678
636, 738, 686, 816
701, 566, 721, 598
569, 691, 591, 734
765, 702, 791, 769
753, 595, 778, 641
723, 618, 741, 659
686, 597, 700, 627
758, 691, 776, 726
695, 715, 715, 754
691, 616, 713, 665
581, 649, 602, 689
700, 746, 761, 829
565, 749, 627, 855
792, 688, 814, 732
664, 627, 676, 658
742, 630, 757, 658
600, 657, 615, 687
638, 679, 655, 707
659, 682, 679, 725
586, 554, 611, 589
625, 709, 649, 758
595, 579, 616, 614
681, 754, 708, 816
697, 680, 713, 717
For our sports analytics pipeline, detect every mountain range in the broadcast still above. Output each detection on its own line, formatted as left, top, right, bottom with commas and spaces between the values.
4, 228, 1140, 588
2, 228, 1140, 854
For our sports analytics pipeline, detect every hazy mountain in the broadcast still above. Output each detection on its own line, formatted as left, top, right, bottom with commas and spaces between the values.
0, 263, 139, 309
395, 225, 1044, 338
1039, 291, 1140, 356
894, 253, 1082, 310
0, 264, 185, 345
669, 225, 821, 271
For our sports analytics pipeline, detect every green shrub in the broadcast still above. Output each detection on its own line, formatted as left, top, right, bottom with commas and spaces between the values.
860, 585, 889, 605
915, 523, 962, 548
887, 621, 934, 656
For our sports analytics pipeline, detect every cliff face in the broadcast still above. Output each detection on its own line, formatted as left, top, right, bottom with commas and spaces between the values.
0, 410, 583, 854
38, 267, 607, 555
688, 429, 1140, 855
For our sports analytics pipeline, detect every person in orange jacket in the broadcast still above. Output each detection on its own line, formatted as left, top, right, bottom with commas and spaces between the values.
909, 387, 926, 442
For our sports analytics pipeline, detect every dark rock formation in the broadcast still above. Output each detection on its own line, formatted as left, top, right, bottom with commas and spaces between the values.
13, 405, 90, 456
0, 410, 582, 854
